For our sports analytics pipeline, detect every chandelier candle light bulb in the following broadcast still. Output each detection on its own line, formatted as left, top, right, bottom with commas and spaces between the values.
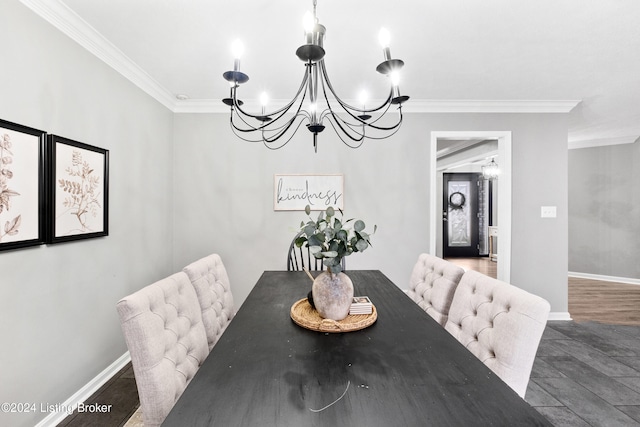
379, 28, 392, 61
231, 40, 244, 72
303, 11, 315, 43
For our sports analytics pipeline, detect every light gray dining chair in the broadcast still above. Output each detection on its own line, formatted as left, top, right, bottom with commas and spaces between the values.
116, 272, 209, 427
183, 253, 235, 351
444, 270, 550, 398
406, 253, 465, 326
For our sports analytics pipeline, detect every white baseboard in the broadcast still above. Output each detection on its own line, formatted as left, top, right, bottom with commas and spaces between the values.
568, 271, 640, 286
35, 352, 131, 427
548, 312, 572, 321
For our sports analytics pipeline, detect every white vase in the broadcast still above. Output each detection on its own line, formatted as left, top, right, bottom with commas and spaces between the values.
312, 270, 354, 321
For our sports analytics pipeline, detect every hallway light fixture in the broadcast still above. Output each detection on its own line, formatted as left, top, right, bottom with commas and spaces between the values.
222, 0, 409, 152
482, 158, 500, 180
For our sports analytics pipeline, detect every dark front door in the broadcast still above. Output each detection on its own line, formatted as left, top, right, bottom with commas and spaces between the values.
443, 173, 480, 257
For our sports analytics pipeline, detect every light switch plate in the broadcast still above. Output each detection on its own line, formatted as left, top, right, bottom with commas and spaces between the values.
541, 206, 557, 218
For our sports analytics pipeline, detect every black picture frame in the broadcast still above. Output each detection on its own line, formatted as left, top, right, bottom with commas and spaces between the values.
0, 119, 46, 252
47, 134, 109, 243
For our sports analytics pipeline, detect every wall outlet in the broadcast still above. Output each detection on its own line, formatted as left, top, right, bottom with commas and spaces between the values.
541, 206, 557, 218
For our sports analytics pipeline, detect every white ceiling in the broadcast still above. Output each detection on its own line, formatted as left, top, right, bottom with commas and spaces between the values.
23, 0, 640, 147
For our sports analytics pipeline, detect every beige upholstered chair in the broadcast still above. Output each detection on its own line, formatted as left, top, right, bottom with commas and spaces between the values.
444, 270, 550, 398
183, 254, 235, 351
116, 272, 209, 427
406, 253, 465, 325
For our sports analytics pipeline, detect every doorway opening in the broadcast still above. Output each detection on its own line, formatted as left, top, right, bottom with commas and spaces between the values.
429, 131, 512, 282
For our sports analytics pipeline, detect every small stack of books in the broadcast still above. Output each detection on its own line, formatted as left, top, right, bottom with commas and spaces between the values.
349, 296, 373, 315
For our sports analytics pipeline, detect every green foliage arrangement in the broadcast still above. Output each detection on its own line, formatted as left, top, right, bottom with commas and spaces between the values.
296, 204, 376, 274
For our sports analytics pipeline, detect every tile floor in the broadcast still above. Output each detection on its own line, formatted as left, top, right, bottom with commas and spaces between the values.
527, 321, 640, 426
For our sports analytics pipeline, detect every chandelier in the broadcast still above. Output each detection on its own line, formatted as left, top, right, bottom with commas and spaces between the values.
482, 158, 500, 180
222, 0, 409, 152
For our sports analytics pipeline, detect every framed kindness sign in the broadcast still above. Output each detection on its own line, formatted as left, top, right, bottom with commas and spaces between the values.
274, 174, 344, 211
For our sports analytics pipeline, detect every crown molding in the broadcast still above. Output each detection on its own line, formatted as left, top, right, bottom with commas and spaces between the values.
21, 0, 581, 117
175, 98, 582, 114
568, 135, 639, 150
20, 0, 176, 110
403, 99, 581, 113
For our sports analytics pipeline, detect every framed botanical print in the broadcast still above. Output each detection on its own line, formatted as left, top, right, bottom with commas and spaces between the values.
0, 118, 46, 251
47, 134, 109, 243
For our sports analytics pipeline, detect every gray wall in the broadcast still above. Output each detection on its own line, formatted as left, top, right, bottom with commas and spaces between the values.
569, 141, 640, 278
173, 113, 569, 316
0, 2, 174, 426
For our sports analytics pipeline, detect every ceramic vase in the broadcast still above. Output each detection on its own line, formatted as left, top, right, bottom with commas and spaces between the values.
312, 270, 354, 321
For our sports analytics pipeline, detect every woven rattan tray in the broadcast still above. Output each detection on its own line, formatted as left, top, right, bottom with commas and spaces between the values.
290, 298, 377, 333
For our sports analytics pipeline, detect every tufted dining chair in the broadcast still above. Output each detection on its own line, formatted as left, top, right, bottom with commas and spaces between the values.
183, 254, 235, 351
406, 253, 465, 326
444, 270, 550, 398
116, 272, 209, 427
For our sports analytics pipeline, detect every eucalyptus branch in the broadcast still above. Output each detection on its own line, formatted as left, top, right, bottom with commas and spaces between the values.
296, 204, 376, 274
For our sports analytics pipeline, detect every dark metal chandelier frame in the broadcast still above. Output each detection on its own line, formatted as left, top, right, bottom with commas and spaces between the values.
222, 0, 409, 152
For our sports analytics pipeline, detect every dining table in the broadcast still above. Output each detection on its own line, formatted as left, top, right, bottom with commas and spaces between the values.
162, 270, 551, 426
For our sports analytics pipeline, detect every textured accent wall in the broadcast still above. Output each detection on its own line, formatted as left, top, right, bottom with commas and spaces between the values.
172, 112, 569, 318
569, 141, 640, 279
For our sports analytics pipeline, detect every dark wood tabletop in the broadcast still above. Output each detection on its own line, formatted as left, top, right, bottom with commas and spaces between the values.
162, 270, 551, 426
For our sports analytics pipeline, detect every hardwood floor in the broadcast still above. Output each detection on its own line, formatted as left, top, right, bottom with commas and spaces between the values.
57, 260, 640, 426
445, 256, 498, 279
448, 257, 640, 326
57, 363, 138, 427
569, 276, 640, 325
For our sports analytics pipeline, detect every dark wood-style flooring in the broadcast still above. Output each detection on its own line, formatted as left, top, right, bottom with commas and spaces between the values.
57, 363, 138, 427
59, 259, 640, 426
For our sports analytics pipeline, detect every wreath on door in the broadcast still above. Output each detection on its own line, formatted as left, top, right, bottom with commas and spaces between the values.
449, 192, 466, 209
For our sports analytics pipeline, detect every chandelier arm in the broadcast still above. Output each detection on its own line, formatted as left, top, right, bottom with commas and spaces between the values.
257, 88, 309, 132
230, 107, 268, 133
232, 69, 310, 120
362, 105, 405, 133
318, 65, 403, 133
229, 105, 263, 134
318, 76, 404, 133
324, 117, 366, 148
318, 100, 391, 128
231, 85, 309, 135
318, 107, 366, 137
231, 106, 297, 135
232, 106, 306, 142
317, 75, 367, 126
319, 60, 394, 114
261, 113, 308, 144
229, 117, 276, 143
262, 117, 309, 150
356, 102, 404, 131
358, 122, 404, 140
230, 108, 309, 146
322, 108, 366, 142
322, 105, 404, 140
